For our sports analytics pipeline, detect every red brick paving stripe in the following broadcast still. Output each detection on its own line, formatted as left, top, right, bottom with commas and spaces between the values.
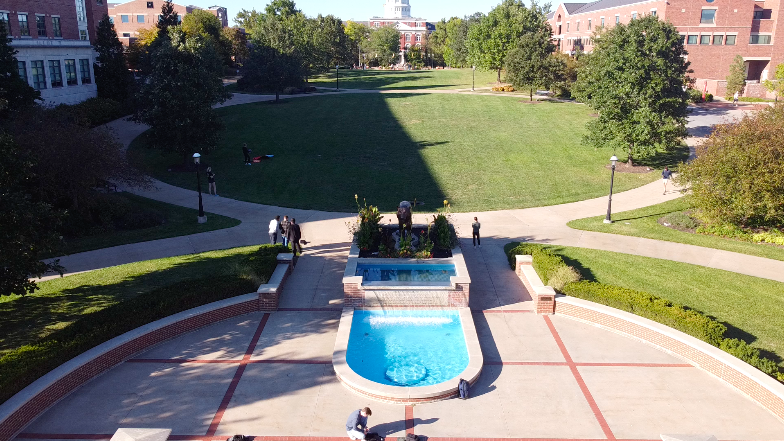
205, 313, 270, 437
405, 405, 414, 434
15, 434, 671, 441
543, 316, 615, 441
127, 359, 332, 365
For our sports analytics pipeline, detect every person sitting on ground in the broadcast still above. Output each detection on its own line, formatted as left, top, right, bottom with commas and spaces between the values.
346, 407, 372, 440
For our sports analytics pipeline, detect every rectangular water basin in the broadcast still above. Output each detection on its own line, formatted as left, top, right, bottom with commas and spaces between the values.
356, 263, 456, 286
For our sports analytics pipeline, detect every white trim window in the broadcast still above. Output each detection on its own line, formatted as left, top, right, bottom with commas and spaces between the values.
700, 9, 717, 25
749, 33, 772, 44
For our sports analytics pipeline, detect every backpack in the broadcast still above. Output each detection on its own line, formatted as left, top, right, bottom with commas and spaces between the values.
458, 378, 469, 399
366, 432, 382, 441
405, 434, 418, 441
227, 436, 246, 441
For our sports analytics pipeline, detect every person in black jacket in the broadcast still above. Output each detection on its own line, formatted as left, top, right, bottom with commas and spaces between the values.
279, 215, 290, 247
242, 143, 251, 165
287, 218, 302, 255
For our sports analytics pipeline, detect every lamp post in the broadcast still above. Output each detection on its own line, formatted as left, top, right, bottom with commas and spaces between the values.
193, 153, 207, 224
472, 65, 476, 91
336, 65, 339, 91
604, 155, 618, 224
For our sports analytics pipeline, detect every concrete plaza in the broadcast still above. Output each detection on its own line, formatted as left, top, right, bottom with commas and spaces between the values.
16, 243, 784, 441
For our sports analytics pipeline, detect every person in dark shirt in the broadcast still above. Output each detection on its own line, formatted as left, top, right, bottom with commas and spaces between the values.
346, 407, 372, 440
279, 215, 291, 247
662, 167, 673, 195
472, 217, 481, 248
242, 143, 251, 165
206, 167, 217, 196
287, 218, 302, 256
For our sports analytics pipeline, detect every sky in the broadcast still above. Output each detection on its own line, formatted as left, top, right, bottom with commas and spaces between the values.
193, 0, 523, 25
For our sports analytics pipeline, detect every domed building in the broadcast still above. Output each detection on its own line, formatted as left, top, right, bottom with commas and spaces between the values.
369, 0, 434, 62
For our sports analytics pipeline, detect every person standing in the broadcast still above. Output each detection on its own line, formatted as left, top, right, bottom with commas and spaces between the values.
733, 91, 739, 106
206, 167, 217, 196
279, 215, 291, 247
268, 215, 280, 244
345, 407, 372, 440
472, 217, 481, 248
287, 218, 302, 256
242, 143, 252, 165
662, 167, 673, 195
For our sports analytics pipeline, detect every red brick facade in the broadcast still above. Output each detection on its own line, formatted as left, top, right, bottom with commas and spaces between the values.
107, 0, 226, 45
1, 0, 106, 43
549, 0, 784, 97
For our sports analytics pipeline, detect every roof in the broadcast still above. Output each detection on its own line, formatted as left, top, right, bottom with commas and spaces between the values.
571, 0, 654, 15
547, 11, 554, 19
563, 3, 588, 14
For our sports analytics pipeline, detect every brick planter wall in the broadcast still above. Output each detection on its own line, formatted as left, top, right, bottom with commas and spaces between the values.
514, 255, 555, 315
555, 297, 784, 422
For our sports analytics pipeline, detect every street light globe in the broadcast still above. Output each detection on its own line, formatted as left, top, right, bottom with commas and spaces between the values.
193, 153, 201, 164
610, 155, 618, 166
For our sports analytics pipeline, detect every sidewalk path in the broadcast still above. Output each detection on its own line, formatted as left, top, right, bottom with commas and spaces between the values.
43, 92, 783, 284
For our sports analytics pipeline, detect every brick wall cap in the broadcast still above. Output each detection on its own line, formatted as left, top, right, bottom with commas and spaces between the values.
515, 255, 533, 264
533, 285, 556, 296
276, 253, 294, 262
332, 307, 483, 403
557, 296, 784, 403
521, 265, 546, 289
0, 293, 257, 426
256, 264, 288, 293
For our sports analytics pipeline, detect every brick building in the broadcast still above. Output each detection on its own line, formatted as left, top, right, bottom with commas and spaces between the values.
368, 0, 434, 64
1, 0, 104, 104
549, 0, 784, 97
107, 0, 227, 45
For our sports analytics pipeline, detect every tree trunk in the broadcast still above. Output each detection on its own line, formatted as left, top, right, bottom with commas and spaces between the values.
627, 146, 634, 167
530, 87, 533, 102
497, 69, 501, 83
275, 91, 280, 102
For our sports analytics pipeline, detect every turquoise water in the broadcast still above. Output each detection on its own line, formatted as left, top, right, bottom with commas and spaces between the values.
346, 310, 469, 387
355, 264, 456, 282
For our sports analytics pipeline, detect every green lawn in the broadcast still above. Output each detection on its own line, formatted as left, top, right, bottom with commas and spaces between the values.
130, 93, 676, 212
53, 193, 241, 256
0, 246, 261, 355
548, 245, 784, 364
308, 68, 501, 90
567, 197, 784, 261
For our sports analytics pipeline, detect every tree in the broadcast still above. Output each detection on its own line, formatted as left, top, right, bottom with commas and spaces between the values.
345, 21, 371, 67
182, 9, 232, 65
444, 16, 478, 68
548, 52, 580, 98
94, 15, 133, 103
679, 105, 784, 227
237, 44, 304, 101
407, 46, 424, 69
504, 31, 555, 100
0, 133, 63, 296
726, 55, 746, 99
572, 15, 689, 165
467, 1, 550, 82
157, 0, 179, 34
366, 25, 401, 66
127, 26, 160, 71
133, 28, 231, 162
763, 63, 784, 102
0, 23, 40, 117
427, 19, 448, 67
306, 15, 352, 73
222, 27, 249, 67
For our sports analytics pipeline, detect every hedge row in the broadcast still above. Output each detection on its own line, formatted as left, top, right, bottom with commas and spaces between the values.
505, 242, 784, 383
54, 97, 129, 128
0, 245, 288, 405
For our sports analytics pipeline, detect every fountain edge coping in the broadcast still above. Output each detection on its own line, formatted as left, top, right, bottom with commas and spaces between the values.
332, 307, 483, 403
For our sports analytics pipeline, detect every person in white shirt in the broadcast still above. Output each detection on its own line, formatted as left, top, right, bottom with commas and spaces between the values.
269, 215, 280, 244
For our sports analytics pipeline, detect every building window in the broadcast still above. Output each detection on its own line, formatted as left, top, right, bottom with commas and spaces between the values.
0, 12, 8, 33
109, 16, 114, 24
687, 35, 698, 44
753, 10, 763, 19
601, 17, 604, 27
76, 0, 87, 22
700, 9, 716, 24
725, 34, 736, 45
679, 34, 686, 44
52, 17, 61, 37
147, 1, 154, 7
588, 19, 591, 30
566, 22, 569, 32
577, 21, 580, 31
31, 60, 46, 90
137, 15, 145, 23
631, 12, 637, 20
712, 34, 724, 45
36, 15, 46, 36
750, 34, 771, 44
122, 32, 130, 37
80, 29, 87, 40
700, 35, 710, 45
49, 60, 62, 87
64, 59, 77, 85
19, 14, 30, 36
405, 33, 410, 41
79, 59, 91, 84
415, 34, 421, 42
615, 15, 620, 24
121, 15, 129, 23
651, 9, 657, 17
17, 61, 27, 82
405, 43, 410, 49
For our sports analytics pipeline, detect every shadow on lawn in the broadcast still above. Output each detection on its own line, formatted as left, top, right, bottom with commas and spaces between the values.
314, 70, 459, 90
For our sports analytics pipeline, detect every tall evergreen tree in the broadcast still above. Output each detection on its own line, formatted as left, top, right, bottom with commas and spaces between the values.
573, 15, 689, 165
94, 15, 132, 103
157, 0, 180, 34
0, 24, 40, 118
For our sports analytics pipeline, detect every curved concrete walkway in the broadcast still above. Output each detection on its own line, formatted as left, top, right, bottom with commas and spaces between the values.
43, 92, 782, 284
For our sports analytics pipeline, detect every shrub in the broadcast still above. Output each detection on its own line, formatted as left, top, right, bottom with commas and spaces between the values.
54, 98, 128, 128
547, 265, 582, 291
562, 281, 727, 346
505, 242, 543, 269
353, 200, 382, 251
679, 105, 784, 228
660, 211, 700, 230
738, 96, 774, 102
719, 339, 781, 377
751, 229, 784, 246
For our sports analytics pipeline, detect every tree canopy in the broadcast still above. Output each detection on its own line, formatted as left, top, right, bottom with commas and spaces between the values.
763, 63, 784, 102
237, 44, 304, 101
94, 15, 133, 103
0, 23, 40, 117
366, 25, 401, 67
467, 0, 550, 81
726, 55, 746, 98
572, 15, 689, 164
504, 31, 555, 100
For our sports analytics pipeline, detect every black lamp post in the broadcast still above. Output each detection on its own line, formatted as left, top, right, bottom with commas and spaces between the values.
193, 153, 207, 223
472, 65, 476, 91
336, 65, 339, 91
604, 155, 618, 224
